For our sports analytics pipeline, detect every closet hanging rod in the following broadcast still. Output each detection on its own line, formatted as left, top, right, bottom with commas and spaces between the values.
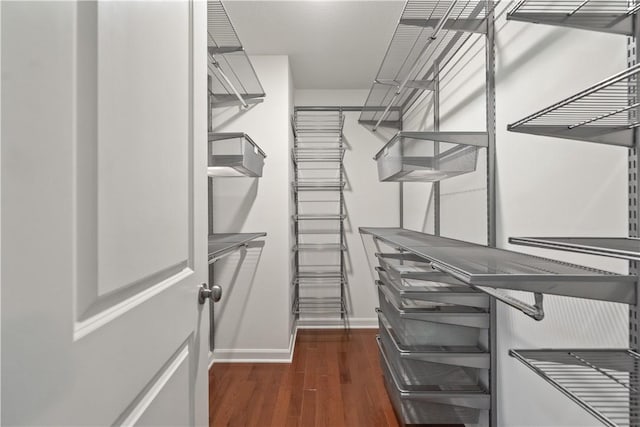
372, 0, 457, 132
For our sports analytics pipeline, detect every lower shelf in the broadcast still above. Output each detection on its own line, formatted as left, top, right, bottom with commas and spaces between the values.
378, 336, 490, 425
510, 348, 640, 427
293, 297, 345, 314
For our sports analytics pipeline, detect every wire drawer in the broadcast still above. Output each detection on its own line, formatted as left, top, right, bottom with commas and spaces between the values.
378, 337, 490, 425
376, 253, 489, 309
208, 133, 266, 178
377, 284, 488, 348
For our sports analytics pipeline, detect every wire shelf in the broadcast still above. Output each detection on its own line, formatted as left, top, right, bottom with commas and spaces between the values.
294, 214, 345, 221
507, 1, 640, 36
293, 297, 346, 314
507, 64, 640, 147
509, 236, 640, 262
292, 148, 345, 163
208, 232, 266, 263
359, 0, 494, 130
292, 180, 346, 191
361, 227, 637, 306
208, 1, 265, 108
293, 243, 346, 251
293, 111, 345, 136
510, 349, 640, 427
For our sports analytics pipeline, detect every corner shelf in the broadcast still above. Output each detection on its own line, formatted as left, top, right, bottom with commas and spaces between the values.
359, 0, 495, 131
207, 232, 266, 263
509, 236, 640, 262
207, 0, 265, 108
208, 132, 266, 177
510, 348, 640, 427
507, 64, 640, 147
373, 131, 487, 182
507, 1, 639, 36
361, 227, 637, 312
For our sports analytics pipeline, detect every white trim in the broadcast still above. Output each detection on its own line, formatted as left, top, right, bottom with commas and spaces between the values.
297, 317, 378, 329
210, 327, 298, 363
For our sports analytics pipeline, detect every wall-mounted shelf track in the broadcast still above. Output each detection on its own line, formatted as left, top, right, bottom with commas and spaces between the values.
361, 227, 637, 314
208, 232, 266, 264
507, 64, 640, 147
207, 0, 265, 108
507, 1, 639, 36
292, 109, 347, 319
509, 236, 640, 262
510, 349, 640, 427
208, 132, 266, 177
359, 0, 495, 131
374, 131, 487, 181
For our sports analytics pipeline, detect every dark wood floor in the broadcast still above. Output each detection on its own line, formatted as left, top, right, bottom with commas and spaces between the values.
209, 329, 461, 427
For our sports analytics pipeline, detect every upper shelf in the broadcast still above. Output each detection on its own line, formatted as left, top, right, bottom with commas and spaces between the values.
507, 64, 640, 147
373, 131, 487, 182
208, 232, 266, 263
208, 1, 265, 108
208, 132, 266, 177
507, 1, 640, 36
293, 111, 344, 137
509, 236, 640, 262
360, 227, 636, 306
359, 0, 495, 131
510, 348, 640, 427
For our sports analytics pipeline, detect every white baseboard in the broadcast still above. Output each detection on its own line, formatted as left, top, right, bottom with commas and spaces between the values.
297, 317, 378, 329
209, 317, 378, 364
210, 327, 298, 363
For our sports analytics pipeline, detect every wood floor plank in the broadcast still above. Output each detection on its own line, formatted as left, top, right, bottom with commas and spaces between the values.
209, 329, 463, 427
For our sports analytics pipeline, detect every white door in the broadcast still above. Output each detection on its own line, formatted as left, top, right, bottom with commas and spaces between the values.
1, 1, 208, 425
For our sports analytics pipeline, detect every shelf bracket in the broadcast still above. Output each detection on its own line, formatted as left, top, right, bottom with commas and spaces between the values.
474, 285, 545, 321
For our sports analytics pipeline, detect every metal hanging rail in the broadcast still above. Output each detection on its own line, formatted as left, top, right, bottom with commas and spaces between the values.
207, 1, 265, 108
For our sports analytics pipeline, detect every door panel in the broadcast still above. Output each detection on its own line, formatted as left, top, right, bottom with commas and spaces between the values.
1, 1, 208, 425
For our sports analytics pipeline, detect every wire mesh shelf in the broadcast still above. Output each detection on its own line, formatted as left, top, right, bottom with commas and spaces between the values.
510, 349, 640, 427
208, 1, 265, 108
292, 148, 345, 163
292, 180, 346, 191
293, 111, 345, 136
507, 1, 640, 35
293, 243, 346, 251
293, 297, 346, 314
507, 64, 640, 147
208, 132, 266, 177
509, 236, 640, 262
374, 131, 487, 182
293, 214, 345, 221
359, 0, 495, 130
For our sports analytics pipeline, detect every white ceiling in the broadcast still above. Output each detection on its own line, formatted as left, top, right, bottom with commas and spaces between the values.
223, 1, 405, 89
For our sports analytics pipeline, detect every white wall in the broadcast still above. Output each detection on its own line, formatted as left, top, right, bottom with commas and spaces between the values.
211, 55, 295, 362
402, 6, 629, 426
295, 90, 400, 327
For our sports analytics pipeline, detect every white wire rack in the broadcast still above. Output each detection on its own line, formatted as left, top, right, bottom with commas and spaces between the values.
507, 1, 640, 35
207, 1, 265, 108
510, 349, 640, 427
508, 64, 640, 147
359, 0, 495, 130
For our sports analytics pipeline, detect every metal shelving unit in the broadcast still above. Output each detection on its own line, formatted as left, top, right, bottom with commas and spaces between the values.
505, 3, 640, 426
292, 109, 347, 320
507, 1, 640, 36
208, 132, 266, 177
207, 1, 265, 109
359, 1, 495, 131
508, 64, 640, 147
510, 349, 640, 427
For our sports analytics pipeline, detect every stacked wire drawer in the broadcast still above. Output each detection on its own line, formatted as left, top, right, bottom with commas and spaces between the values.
292, 110, 347, 317
375, 252, 491, 425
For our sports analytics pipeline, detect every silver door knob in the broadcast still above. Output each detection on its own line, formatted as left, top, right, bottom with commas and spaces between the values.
198, 283, 222, 304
